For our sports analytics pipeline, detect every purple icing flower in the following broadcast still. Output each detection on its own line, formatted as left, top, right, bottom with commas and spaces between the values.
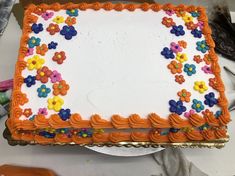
38, 108, 48, 115
169, 100, 186, 115
170, 25, 185, 36
41, 11, 54, 20
204, 92, 218, 107
161, 47, 175, 59
50, 70, 62, 83
26, 48, 34, 56
60, 25, 77, 40
170, 42, 182, 53
31, 23, 43, 34
197, 21, 204, 30
184, 109, 195, 118
165, 9, 175, 16
58, 108, 71, 121
201, 65, 212, 74
191, 29, 202, 38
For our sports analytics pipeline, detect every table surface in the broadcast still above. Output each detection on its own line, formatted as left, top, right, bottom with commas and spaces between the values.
0, 3, 235, 176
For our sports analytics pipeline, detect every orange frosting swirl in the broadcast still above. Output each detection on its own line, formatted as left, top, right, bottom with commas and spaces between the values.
149, 131, 169, 143
114, 3, 123, 11
162, 3, 174, 11
168, 132, 188, 143
150, 4, 161, 12
72, 135, 92, 144
131, 132, 149, 142
50, 3, 61, 11
12, 131, 21, 140
109, 132, 131, 143
48, 114, 70, 129
125, 4, 136, 11
219, 109, 231, 126
55, 134, 72, 143
64, 2, 76, 10
13, 75, 24, 90
92, 2, 101, 11
205, 114, 219, 127
215, 128, 227, 139
129, 114, 151, 128
174, 4, 186, 12
12, 90, 28, 107
90, 114, 113, 128
186, 5, 197, 12
34, 115, 49, 128
15, 61, 27, 74
186, 130, 204, 141
34, 135, 55, 144
21, 133, 34, 141
12, 107, 23, 119
148, 113, 171, 128
103, 2, 113, 11
111, 115, 129, 129
140, 3, 150, 11
189, 114, 206, 127
93, 133, 110, 143
169, 113, 192, 128
78, 3, 88, 11
69, 113, 91, 128
202, 129, 216, 141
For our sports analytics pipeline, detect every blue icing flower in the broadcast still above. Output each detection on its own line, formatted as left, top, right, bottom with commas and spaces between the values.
56, 128, 70, 134
39, 131, 56, 138
170, 25, 185, 36
192, 99, 204, 113
48, 41, 58, 49
29, 115, 36, 121
191, 29, 202, 38
204, 92, 218, 107
214, 110, 222, 118
169, 100, 186, 115
58, 108, 71, 121
161, 47, 174, 59
31, 23, 43, 34
199, 123, 209, 131
24, 75, 36, 87
37, 84, 51, 98
190, 11, 200, 17
196, 40, 209, 53
169, 128, 180, 133
60, 25, 77, 40
66, 9, 79, 17
28, 36, 41, 48
183, 64, 196, 76
78, 128, 93, 138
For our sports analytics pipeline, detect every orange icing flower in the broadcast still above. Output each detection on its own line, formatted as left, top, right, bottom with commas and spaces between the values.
177, 89, 191, 102
34, 7, 46, 15
52, 51, 66, 64
36, 44, 48, 56
175, 75, 185, 84
65, 17, 76, 26
46, 23, 60, 35
162, 17, 176, 28
175, 10, 186, 17
52, 80, 70, 96
193, 55, 203, 64
36, 66, 52, 83
178, 40, 187, 48
185, 21, 197, 30
23, 108, 32, 117
202, 109, 213, 118
167, 60, 183, 74
203, 54, 212, 65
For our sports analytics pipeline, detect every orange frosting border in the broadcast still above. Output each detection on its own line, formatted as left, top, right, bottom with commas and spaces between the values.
7, 2, 230, 144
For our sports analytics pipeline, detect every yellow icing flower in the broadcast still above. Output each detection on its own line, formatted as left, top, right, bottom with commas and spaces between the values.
176, 53, 188, 63
47, 96, 64, 112
194, 81, 208, 94
27, 55, 45, 70
182, 15, 193, 23
53, 16, 65, 24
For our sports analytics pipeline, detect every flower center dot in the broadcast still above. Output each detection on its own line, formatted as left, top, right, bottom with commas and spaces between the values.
196, 104, 201, 108
40, 72, 45, 76
42, 89, 46, 92
57, 54, 61, 58
189, 67, 193, 71
32, 61, 36, 65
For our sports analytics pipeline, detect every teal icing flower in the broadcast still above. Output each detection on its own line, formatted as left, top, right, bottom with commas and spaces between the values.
66, 9, 78, 17
196, 40, 209, 53
190, 11, 200, 17
28, 36, 41, 48
192, 99, 205, 113
184, 64, 196, 76
37, 84, 51, 98
214, 110, 222, 118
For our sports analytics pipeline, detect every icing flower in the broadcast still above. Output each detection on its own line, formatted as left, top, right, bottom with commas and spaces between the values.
190, 11, 200, 17
23, 108, 32, 117
196, 40, 209, 53
214, 110, 222, 118
60, 25, 77, 40
41, 11, 54, 20
24, 75, 36, 87
191, 29, 202, 38
31, 23, 43, 34
193, 55, 203, 64
202, 109, 213, 119
38, 108, 48, 115
37, 84, 51, 98
170, 42, 182, 53
36, 66, 52, 83
27, 55, 45, 70
52, 51, 66, 64
34, 7, 46, 15
178, 40, 187, 48
53, 16, 65, 24
39, 131, 55, 138
47, 96, 64, 112
169, 128, 180, 133
192, 99, 205, 112
50, 70, 62, 83
185, 21, 197, 30
161, 47, 174, 59
78, 128, 93, 138
26, 48, 34, 56
170, 25, 185, 36
65, 17, 76, 26
176, 53, 188, 63
175, 10, 186, 17
184, 109, 195, 118
48, 41, 58, 49
66, 9, 79, 17
197, 21, 204, 30
201, 65, 212, 74
161, 17, 176, 28
194, 81, 208, 94
58, 108, 71, 121
28, 37, 41, 48
169, 100, 186, 115
204, 92, 218, 107
209, 78, 218, 89
52, 80, 70, 96
183, 64, 196, 76
203, 54, 212, 65
182, 15, 193, 23
36, 44, 48, 56
167, 61, 183, 74
46, 23, 60, 35
29, 115, 36, 121
165, 9, 174, 16
177, 89, 191, 102
175, 75, 185, 84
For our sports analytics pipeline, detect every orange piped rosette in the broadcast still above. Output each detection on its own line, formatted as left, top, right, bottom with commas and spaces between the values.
69, 113, 91, 128
131, 132, 149, 142
169, 114, 192, 128
92, 133, 109, 143
149, 131, 169, 143
186, 130, 204, 141
90, 114, 113, 128
148, 113, 171, 128
34, 115, 49, 128
189, 114, 206, 127
215, 128, 227, 139
109, 132, 131, 143
72, 135, 92, 144
34, 135, 55, 144
48, 114, 70, 129
111, 115, 130, 129
201, 129, 216, 141
168, 132, 188, 143
128, 114, 151, 128
55, 134, 72, 143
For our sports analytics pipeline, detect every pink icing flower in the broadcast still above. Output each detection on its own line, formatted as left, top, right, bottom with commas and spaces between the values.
26, 48, 34, 56
42, 11, 54, 20
50, 70, 62, 83
165, 9, 175, 16
197, 21, 204, 30
202, 65, 212, 74
38, 108, 48, 115
184, 109, 195, 118
170, 42, 182, 53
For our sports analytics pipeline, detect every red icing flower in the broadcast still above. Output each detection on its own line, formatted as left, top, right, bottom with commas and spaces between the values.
203, 54, 212, 65
193, 55, 203, 64
175, 75, 185, 84
23, 108, 32, 117
46, 23, 60, 35
52, 51, 66, 64
34, 7, 46, 15
36, 44, 48, 56
53, 80, 70, 96
178, 40, 187, 49
162, 17, 176, 28
185, 21, 197, 30
36, 66, 52, 83
65, 17, 76, 26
